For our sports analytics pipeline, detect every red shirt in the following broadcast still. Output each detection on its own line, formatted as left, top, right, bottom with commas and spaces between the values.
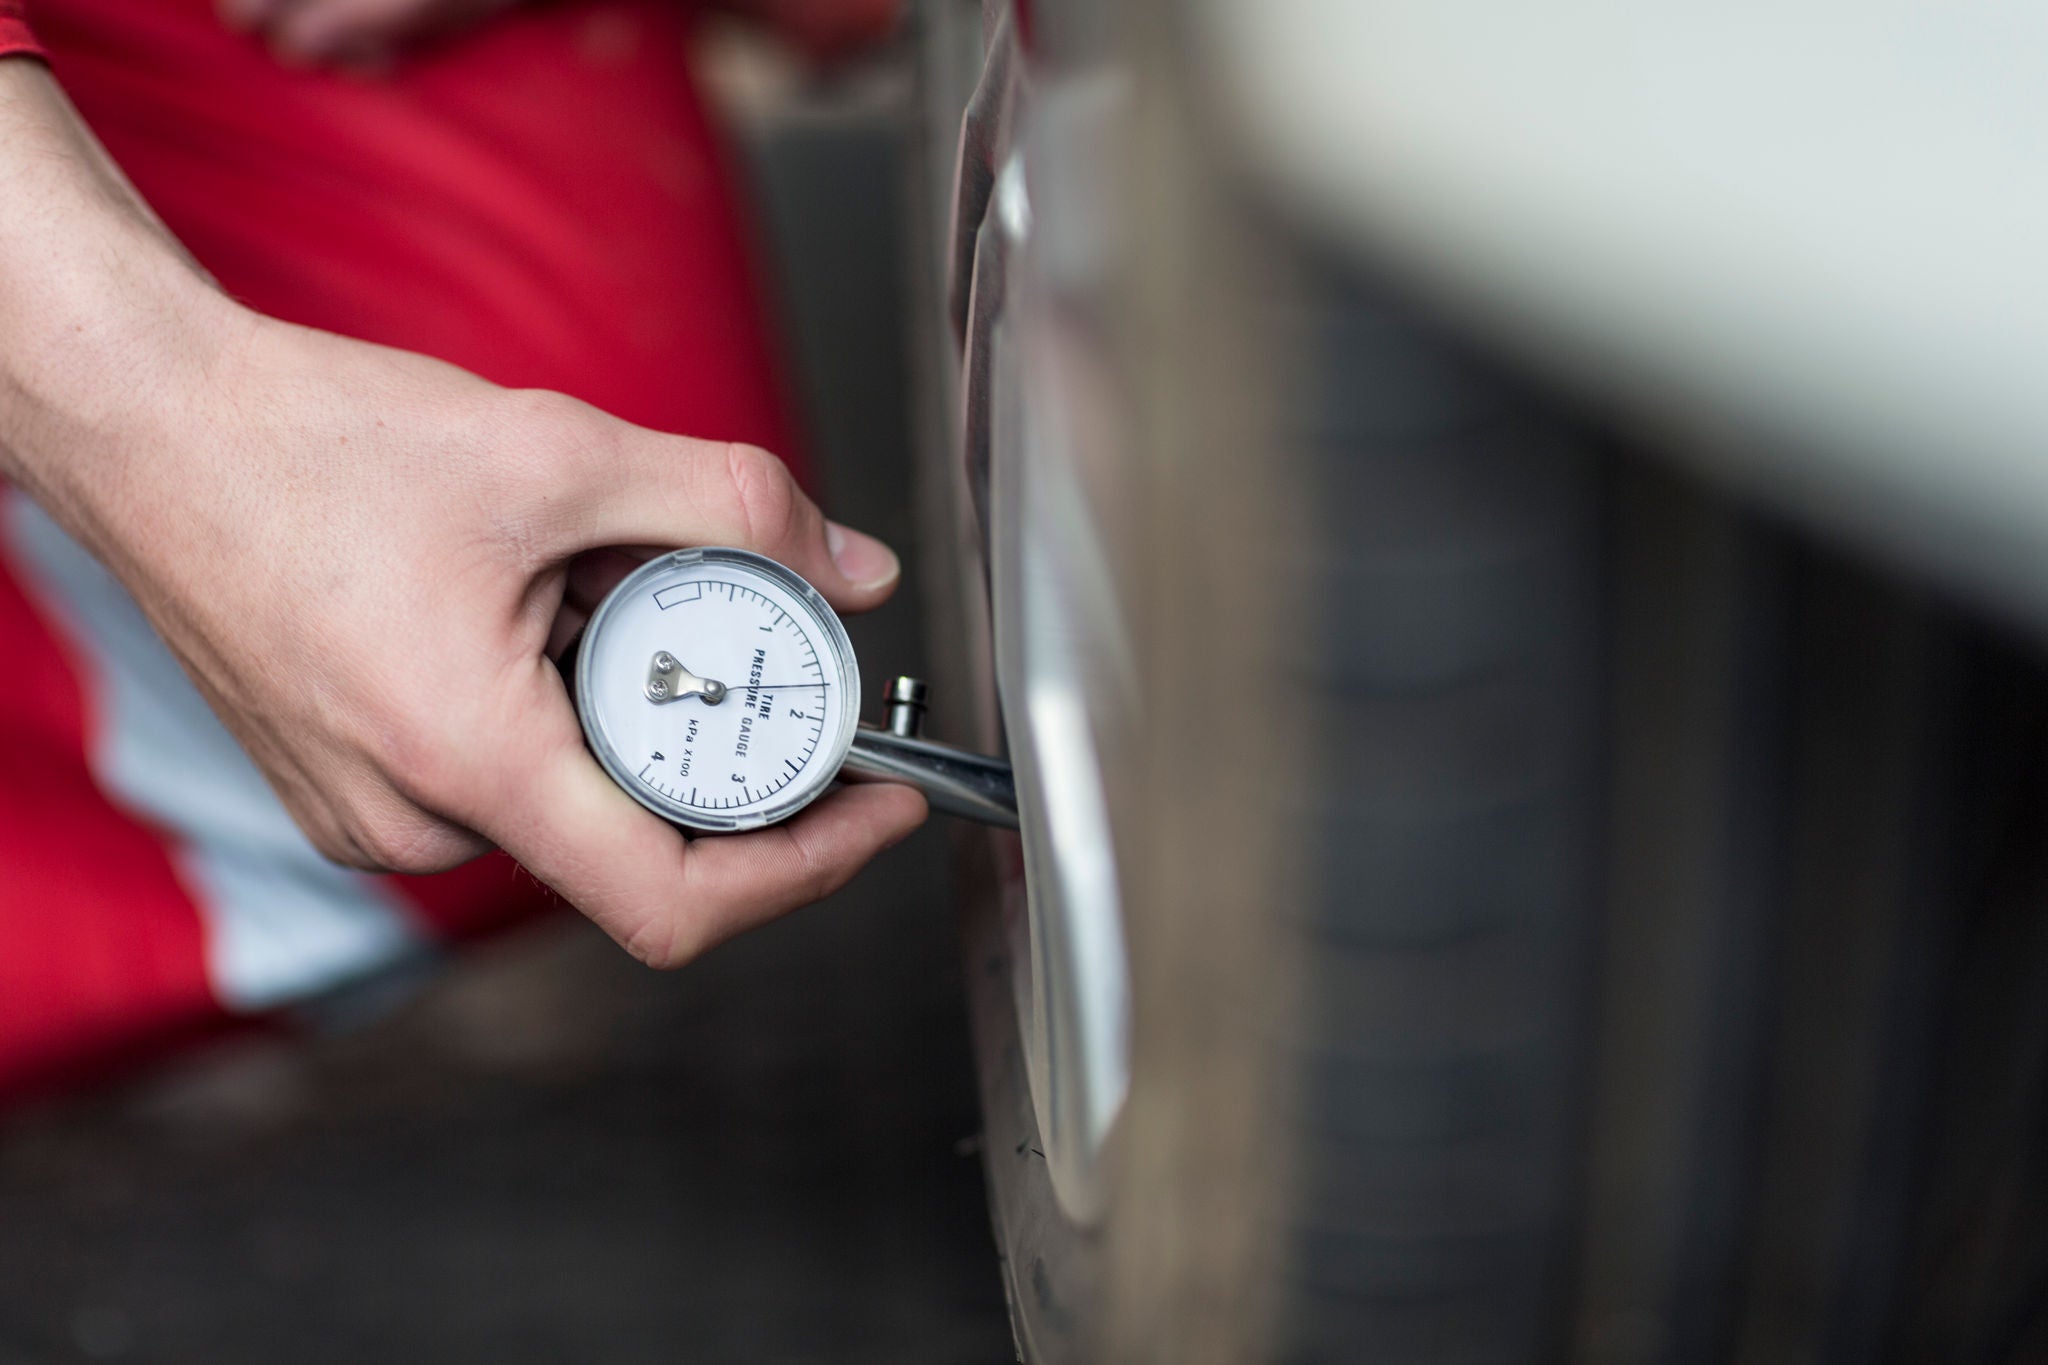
0, 1, 32, 55
0, 0, 801, 1096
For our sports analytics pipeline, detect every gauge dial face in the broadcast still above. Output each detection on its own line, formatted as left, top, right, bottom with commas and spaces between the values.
574, 549, 861, 831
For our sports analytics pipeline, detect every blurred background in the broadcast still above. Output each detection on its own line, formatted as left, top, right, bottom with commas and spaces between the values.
17, 3, 2048, 1363
0, 23, 1014, 1365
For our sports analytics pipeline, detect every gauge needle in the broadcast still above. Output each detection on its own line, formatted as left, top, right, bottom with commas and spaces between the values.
645, 652, 727, 705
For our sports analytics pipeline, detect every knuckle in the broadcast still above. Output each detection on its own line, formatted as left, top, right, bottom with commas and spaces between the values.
304, 820, 379, 872
348, 804, 465, 876
315, 842, 383, 874
499, 386, 587, 435
334, 740, 495, 876
620, 914, 687, 971
356, 702, 430, 784
804, 852, 855, 908
484, 390, 613, 515
342, 688, 478, 825
781, 824, 849, 909
721, 442, 801, 549
372, 718, 475, 823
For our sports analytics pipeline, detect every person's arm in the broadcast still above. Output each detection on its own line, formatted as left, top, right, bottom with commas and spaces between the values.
0, 57, 925, 966
219, 0, 900, 69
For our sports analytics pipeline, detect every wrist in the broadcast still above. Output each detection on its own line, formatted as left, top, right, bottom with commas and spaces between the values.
0, 60, 244, 523
0, 245, 237, 476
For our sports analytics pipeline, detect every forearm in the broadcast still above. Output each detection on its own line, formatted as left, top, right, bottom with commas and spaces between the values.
0, 55, 921, 964
0, 60, 237, 526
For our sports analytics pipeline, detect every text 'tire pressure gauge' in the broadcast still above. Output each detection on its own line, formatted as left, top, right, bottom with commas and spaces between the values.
574, 547, 1018, 833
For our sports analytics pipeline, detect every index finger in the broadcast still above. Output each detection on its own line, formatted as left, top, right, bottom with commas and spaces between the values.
555, 426, 901, 617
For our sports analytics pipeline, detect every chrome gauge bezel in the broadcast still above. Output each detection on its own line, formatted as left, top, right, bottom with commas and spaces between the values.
574, 547, 864, 833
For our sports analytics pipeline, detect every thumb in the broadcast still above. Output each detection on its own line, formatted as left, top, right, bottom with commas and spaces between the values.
562, 425, 900, 614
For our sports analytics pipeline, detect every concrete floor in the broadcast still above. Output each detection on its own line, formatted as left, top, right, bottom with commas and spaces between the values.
0, 835, 1009, 1364
0, 69, 1015, 1365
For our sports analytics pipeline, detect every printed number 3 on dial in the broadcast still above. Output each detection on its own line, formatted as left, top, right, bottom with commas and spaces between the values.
574, 548, 863, 832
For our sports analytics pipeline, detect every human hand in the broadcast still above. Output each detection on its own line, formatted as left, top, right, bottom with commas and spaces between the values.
17, 294, 927, 967
220, 0, 905, 67
218, 0, 516, 66
710, 0, 903, 61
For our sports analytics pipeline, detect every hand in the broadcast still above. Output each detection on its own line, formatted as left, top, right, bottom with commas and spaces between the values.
37, 306, 926, 966
0, 57, 927, 965
220, 0, 905, 68
218, 0, 517, 66
710, 0, 904, 60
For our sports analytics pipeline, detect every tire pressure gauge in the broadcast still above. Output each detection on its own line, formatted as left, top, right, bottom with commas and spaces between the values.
574, 547, 1018, 832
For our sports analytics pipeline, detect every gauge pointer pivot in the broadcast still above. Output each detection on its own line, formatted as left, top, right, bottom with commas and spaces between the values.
645, 651, 727, 705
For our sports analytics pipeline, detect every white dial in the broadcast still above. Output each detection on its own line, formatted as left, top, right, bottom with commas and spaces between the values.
574, 548, 862, 832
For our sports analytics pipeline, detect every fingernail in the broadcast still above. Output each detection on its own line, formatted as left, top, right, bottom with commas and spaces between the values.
826, 521, 900, 591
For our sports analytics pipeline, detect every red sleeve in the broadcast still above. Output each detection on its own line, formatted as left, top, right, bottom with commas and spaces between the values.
0, 0, 42, 60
